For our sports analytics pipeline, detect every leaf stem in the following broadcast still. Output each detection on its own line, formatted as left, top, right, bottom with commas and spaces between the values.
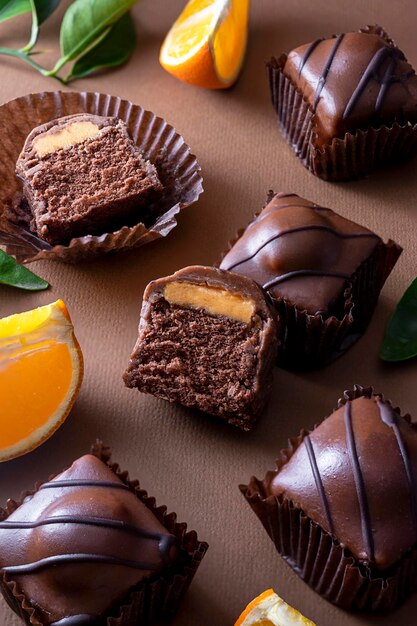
20, 0, 39, 53
43, 54, 69, 76
0, 47, 47, 72
0, 47, 65, 82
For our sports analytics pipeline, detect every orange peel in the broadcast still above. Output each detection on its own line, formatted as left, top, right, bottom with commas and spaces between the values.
234, 589, 316, 626
0, 299, 83, 462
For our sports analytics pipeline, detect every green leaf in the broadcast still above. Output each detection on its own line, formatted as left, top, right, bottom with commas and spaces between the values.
0, 0, 58, 26
0, 0, 30, 23
0, 250, 49, 291
35, 0, 60, 24
380, 277, 417, 362
66, 12, 136, 82
55, 0, 137, 72
22, 0, 61, 52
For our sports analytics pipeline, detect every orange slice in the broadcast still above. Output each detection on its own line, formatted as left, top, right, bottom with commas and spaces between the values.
160, 0, 250, 89
235, 589, 316, 626
0, 299, 83, 462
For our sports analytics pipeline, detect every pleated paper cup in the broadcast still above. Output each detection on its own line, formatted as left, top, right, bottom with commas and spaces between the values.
267, 26, 417, 182
0, 92, 203, 263
219, 192, 402, 369
0, 440, 208, 626
240, 386, 417, 612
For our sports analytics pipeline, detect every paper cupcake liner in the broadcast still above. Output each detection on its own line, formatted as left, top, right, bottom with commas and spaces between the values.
240, 385, 417, 612
0, 440, 208, 626
267, 26, 417, 182
218, 197, 402, 369
0, 91, 203, 263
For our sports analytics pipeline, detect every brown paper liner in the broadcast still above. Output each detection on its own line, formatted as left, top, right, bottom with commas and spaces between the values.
0, 92, 203, 263
0, 440, 208, 625
267, 26, 417, 182
240, 385, 417, 612
218, 194, 402, 369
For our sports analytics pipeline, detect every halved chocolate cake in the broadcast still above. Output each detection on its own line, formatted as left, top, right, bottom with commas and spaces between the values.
16, 114, 163, 244
123, 266, 278, 431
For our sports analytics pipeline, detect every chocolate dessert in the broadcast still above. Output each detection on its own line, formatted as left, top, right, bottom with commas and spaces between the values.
16, 114, 163, 244
240, 386, 417, 611
268, 26, 417, 180
124, 265, 278, 431
0, 443, 208, 625
220, 192, 402, 368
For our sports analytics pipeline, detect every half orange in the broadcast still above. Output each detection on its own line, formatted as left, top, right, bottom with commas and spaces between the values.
234, 589, 316, 626
0, 299, 83, 462
160, 0, 250, 89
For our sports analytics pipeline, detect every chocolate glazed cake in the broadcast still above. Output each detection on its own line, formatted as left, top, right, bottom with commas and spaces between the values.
220, 192, 402, 369
124, 265, 278, 431
16, 114, 163, 245
268, 25, 417, 180
0, 443, 208, 625
240, 386, 417, 612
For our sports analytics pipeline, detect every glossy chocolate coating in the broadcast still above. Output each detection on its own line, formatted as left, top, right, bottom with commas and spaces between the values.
220, 192, 380, 316
0, 455, 178, 625
265, 394, 417, 570
283, 30, 417, 146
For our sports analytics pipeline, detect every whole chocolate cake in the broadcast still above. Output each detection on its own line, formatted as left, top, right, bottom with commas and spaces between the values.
268, 25, 417, 180
16, 113, 163, 244
220, 192, 402, 368
124, 265, 278, 431
240, 386, 417, 611
0, 444, 208, 625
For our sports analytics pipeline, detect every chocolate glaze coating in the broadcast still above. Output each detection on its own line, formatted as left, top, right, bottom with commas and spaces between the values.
220, 192, 380, 316
264, 392, 417, 570
0, 454, 179, 625
283, 29, 417, 146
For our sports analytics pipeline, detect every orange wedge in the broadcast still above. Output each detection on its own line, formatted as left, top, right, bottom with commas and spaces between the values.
160, 0, 250, 89
235, 589, 316, 626
0, 299, 83, 462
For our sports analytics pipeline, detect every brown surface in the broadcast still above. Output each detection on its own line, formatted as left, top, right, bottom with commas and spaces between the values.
0, 1, 417, 625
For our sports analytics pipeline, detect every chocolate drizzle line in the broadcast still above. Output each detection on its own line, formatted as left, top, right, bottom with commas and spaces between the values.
344, 401, 375, 562
0, 515, 168, 542
52, 616, 98, 626
313, 33, 345, 111
343, 46, 413, 119
2, 553, 162, 575
263, 269, 350, 291
298, 38, 323, 76
304, 435, 335, 535
39, 480, 129, 491
377, 399, 417, 532
245, 202, 331, 233
224, 225, 379, 271
1, 480, 179, 576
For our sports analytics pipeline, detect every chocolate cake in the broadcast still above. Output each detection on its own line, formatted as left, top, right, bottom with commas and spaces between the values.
16, 114, 163, 245
240, 386, 417, 611
0, 443, 208, 625
268, 25, 417, 180
220, 192, 402, 368
123, 265, 278, 431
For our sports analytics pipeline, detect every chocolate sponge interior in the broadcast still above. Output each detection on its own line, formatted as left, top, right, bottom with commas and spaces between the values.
20, 121, 162, 244
124, 295, 263, 429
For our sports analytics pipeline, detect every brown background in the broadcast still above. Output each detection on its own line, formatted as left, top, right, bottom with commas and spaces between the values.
1, 1, 417, 625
